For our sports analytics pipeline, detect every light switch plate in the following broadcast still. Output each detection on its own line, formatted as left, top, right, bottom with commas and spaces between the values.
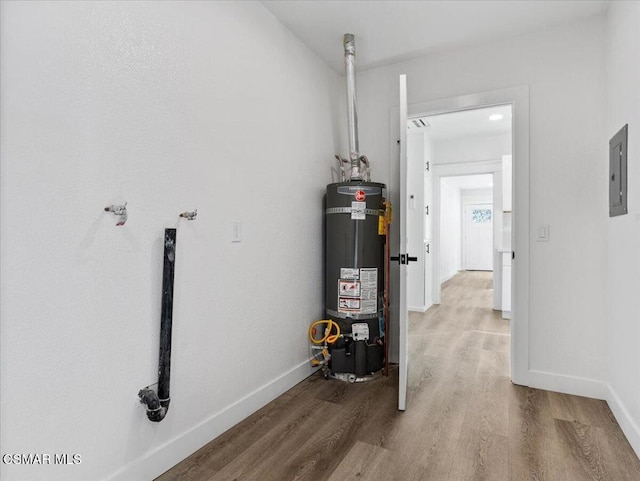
537, 224, 549, 242
232, 221, 242, 243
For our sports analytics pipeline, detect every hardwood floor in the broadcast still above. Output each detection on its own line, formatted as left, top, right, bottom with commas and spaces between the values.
156, 271, 640, 481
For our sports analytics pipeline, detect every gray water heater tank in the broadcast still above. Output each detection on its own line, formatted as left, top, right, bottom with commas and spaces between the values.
325, 181, 386, 378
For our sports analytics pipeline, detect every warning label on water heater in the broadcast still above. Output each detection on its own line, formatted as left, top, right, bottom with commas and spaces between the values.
340, 268, 360, 280
339, 280, 361, 298
337, 268, 377, 314
339, 298, 361, 311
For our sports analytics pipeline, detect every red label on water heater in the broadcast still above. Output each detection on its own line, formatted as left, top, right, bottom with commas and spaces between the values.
354, 190, 366, 201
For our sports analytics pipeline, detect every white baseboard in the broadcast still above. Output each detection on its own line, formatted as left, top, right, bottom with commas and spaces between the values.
518, 369, 607, 400
104, 360, 314, 481
409, 304, 430, 313
409, 299, 434, 313
606, 384, 640, 459
440, 269, 460, 285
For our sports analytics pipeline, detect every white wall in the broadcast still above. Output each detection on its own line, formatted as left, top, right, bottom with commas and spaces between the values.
0, 2, 340, 480
462, 188, 493, 199
357, 16, 607, 395
434, 133, 511, 165
439, 180, 462, 282
605, 1, 640, 457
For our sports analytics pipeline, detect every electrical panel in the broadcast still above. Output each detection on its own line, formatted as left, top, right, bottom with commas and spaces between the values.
609, 124, 628, 217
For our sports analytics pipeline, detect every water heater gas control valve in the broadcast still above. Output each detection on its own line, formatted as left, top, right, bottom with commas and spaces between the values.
351, 323, 370, 342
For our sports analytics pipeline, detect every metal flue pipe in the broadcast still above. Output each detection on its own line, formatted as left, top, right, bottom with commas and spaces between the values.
343, 33, 362, 181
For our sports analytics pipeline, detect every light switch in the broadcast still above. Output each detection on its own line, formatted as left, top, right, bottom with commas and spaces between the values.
232, 221, 242, 243
537, 224, 549, 242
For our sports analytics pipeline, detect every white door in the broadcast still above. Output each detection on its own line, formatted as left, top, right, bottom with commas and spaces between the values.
398, 74, 409, 411
463, 203, 493, 271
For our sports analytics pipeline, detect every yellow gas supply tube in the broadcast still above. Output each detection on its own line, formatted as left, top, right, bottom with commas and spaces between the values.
309, 319, 341, 345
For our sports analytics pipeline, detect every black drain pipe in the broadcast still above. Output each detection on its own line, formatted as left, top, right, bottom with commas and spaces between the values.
138, 228, 177, 422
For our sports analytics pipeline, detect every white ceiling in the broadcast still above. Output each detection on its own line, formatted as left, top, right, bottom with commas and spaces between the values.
261, 0, 609, 73
442, 174, 494, 191
409, 104, 512, 141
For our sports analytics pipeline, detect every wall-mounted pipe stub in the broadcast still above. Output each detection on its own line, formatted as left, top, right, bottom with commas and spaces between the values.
179, 209, 197, 221
104, 202, 127, 226
138, 228, 177, 422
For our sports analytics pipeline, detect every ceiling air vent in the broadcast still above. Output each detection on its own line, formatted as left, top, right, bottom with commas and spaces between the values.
407, 117, 430, 130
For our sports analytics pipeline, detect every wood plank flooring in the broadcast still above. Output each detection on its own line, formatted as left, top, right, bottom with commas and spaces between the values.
156, 271, 640, 481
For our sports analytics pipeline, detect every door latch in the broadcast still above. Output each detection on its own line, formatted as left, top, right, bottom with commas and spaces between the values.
390, 254, 417, 265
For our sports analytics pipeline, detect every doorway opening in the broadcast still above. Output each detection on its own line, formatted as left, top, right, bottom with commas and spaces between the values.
407, 103, 513, 315
391, 84, 529, 408
406, 103, 514, 397
442, 174, 494, 274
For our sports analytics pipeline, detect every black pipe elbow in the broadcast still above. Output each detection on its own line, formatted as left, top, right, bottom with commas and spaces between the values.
138, 388, 169, 422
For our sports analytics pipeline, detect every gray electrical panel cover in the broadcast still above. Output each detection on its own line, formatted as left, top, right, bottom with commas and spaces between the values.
609, 124, 628, 217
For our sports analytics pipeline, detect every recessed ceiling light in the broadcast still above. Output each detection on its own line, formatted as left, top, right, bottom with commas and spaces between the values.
489, 114, 504, 121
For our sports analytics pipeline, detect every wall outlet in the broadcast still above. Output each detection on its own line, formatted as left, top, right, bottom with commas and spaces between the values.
232, 221, 242, 243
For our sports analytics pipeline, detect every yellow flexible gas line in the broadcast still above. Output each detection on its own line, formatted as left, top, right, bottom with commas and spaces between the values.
309, 319, 340, 345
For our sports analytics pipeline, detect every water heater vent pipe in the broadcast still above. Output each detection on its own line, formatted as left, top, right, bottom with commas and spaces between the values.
344, 33, 362, 181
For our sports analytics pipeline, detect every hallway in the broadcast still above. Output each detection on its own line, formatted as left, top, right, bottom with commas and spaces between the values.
157, 272, 640, 481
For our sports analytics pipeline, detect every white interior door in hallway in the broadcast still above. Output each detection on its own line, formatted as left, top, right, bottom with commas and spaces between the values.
463, 203, 493, 271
